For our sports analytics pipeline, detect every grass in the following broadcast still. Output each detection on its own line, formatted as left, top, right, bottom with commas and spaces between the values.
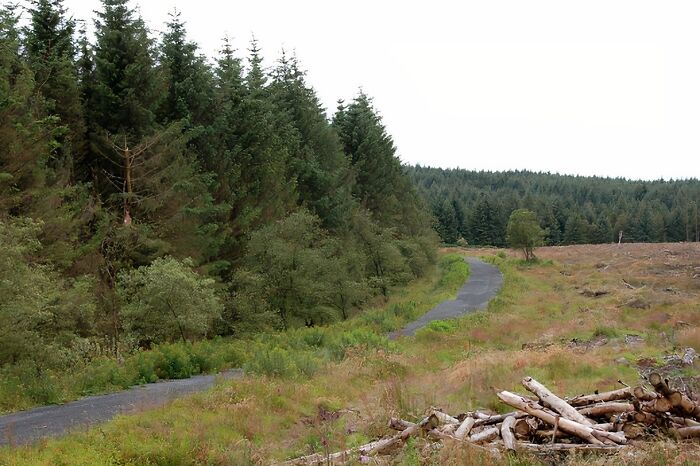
3, 244, 700, 465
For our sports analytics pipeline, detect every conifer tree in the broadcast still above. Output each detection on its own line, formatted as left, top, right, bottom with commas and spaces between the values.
270, 54, 354, 230
89, 0, 160, 199
24, 0, 85, 181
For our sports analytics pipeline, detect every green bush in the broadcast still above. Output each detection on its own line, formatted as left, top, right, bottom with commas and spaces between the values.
79, 357, 134, 395
152, 344, 197, 379
426, 319, 457, 333
246, 347, 295, 378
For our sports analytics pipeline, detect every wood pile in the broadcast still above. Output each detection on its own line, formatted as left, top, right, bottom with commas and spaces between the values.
280, 373, 700, 465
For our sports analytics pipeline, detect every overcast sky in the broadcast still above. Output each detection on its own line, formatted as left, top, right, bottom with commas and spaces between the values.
55, 0, 699, 181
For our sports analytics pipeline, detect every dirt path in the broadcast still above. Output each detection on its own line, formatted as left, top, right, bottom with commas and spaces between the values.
0, 370, 242, 447
389, 257, 503, 338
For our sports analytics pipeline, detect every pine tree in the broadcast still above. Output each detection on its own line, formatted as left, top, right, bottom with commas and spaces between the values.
157, 10, 214, 129
89, 0, 161, 199
24, 0, 85, 181
334, 92, 403, 224
207, 38, 295, 270
269, 54, 355, 230
0, 5, 56, 212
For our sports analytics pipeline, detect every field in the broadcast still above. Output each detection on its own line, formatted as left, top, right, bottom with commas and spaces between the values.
2, 243, 700, 465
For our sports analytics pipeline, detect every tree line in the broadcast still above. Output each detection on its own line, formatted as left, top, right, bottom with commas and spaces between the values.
408, 166, 700, 246
0, 0, 437, 370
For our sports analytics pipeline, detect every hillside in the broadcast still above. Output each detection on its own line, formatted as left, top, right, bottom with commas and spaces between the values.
408, 166, 700, 246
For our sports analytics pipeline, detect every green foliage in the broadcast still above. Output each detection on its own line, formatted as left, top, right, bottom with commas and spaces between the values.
0, 0, 439, 413
118, 257, 223, 344
507, 209, 545, 261
409, 166, 700, 247
0, 218, 96, 368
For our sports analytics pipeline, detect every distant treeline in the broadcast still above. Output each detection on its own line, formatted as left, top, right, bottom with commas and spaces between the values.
0, 0, 436, 373
407, 166, 700, 246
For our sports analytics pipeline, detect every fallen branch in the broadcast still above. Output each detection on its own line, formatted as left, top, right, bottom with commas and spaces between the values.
569, 387, 633, 407
578, 402, 635, 417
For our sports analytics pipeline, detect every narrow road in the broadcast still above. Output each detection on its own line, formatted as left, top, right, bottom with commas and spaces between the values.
0, 370, 242, 447
389, 257, 503, 338
0, 256, 502, 447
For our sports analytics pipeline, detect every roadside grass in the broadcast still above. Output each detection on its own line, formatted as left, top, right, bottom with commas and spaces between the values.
3, 243, 700, 465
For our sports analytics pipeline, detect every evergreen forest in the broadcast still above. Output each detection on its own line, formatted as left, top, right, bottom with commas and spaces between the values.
409, 166, 700, 247
0, 0, 437, 378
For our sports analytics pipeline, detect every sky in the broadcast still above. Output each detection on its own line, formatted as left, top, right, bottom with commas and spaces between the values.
54, 0, 700, 180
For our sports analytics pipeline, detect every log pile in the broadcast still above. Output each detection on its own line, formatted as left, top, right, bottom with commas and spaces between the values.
279, 373, 700, 465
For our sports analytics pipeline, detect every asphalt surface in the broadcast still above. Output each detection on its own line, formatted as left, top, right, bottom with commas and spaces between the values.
0, 369, 242, 447
389, 257, 503, 339
0, 256, 502, 447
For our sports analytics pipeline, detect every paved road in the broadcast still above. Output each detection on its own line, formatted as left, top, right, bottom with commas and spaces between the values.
0, 370, 242, 447
389, 257, 503, 339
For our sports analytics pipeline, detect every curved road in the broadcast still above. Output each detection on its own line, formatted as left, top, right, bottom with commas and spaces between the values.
0, 257, 502, 447
389, 257, 503, 338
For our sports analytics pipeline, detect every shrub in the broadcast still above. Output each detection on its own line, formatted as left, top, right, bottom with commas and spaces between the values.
246, 347, 295, 378
426, 319, 457, 333
151, 344, 197, 379
118, 257, 223, 345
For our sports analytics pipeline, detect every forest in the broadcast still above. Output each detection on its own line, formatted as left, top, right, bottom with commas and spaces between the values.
0, 0, 437, 383
409, 166, 700, 247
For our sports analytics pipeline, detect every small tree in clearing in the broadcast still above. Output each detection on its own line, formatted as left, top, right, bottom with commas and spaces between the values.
118, 257, 222, 345
506, 209, 545, 261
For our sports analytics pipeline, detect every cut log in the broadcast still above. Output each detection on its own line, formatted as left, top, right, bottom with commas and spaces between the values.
633, 386, 657, 401
514, 417, 539, 439
648, 373, 674, 398
500, 416, 517, 451
469, 426, 500, 444
673, 426, 700, 439
667, 391, 700, 419
641, 397, 673, 414
497, 390, 606, 445
675, 417, 700, 427
522, 377, 595, 426
454, 416, 475, 440
473, 411, 527, 427
578, 402, 635, 417
388, 418, 413, 431
279, 431, 410, 466
431, 410, 460, 425
632, 411, 659, 425
622, 423, 647, 440
569, 387, 632, 407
